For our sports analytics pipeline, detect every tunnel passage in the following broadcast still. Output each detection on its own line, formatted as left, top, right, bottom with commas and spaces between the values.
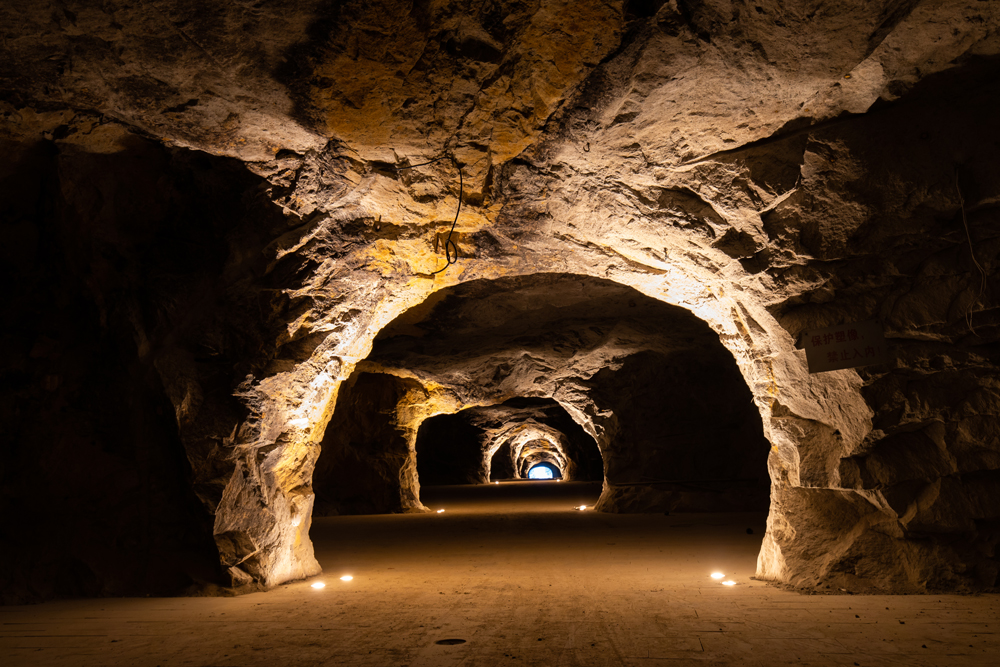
591, 349, 771, 512
415, 396, 604, 486
521, 445, 564, 479
489, 397, 603, 481
364, 273, 771, 513
312, 370, 424, 515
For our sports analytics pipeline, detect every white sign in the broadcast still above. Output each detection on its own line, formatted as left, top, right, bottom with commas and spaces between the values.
804, 320, 888, 374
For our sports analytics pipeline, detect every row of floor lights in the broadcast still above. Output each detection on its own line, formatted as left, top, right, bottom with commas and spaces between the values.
311, 574, 354, 590
312, 487, 590, 591
711, 572, 737, 586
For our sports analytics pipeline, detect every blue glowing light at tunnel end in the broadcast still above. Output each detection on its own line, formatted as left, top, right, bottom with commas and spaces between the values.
528, 465, 555, 480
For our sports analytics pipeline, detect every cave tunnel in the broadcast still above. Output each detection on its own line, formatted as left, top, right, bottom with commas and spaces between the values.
4, 1, 1000, 663
317, 273, 771, 515
413, 395, 604, 486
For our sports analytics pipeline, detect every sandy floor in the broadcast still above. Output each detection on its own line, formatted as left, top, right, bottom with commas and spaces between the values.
3, 481, 998, 666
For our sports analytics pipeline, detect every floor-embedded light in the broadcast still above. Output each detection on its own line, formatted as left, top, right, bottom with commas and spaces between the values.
340, 575, 353, 581
576, 505, 588, 511
311, 581, 326, 589
722, 580, 737, 586
436, 509, 445, 513
710, 572, 725, 579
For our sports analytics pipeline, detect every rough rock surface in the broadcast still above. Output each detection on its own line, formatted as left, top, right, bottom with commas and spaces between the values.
2, 0, 1000, 598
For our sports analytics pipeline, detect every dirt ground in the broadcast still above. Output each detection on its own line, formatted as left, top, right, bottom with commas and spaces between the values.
3, 481, 998, 666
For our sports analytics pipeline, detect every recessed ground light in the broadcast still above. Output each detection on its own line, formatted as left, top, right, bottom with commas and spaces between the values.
436, 509, 445, 513
576, 505, 587, 511
340, 575, 353, 582
722, 580, 737, 586
710, 572, 725, 579
311, 581, 326, 589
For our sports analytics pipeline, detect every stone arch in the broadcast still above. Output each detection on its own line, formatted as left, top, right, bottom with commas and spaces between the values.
485, 423, 575, 481
518, 442, 565, 479
217, 262, 873, 590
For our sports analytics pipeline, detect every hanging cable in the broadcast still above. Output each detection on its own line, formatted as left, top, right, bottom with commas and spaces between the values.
954, 169, 987, 335
391, 155, 463, 276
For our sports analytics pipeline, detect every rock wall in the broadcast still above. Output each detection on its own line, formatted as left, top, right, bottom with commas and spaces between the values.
755, 62, 1000, 593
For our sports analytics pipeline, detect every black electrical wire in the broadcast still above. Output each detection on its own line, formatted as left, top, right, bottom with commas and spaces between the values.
391, 155, 463, 276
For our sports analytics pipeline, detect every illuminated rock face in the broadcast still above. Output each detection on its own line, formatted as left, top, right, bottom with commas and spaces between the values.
2, 0, 999, 598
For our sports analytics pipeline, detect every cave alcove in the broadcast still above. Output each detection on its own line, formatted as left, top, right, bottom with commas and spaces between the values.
0, 134, 288, 602
489, 440, 518, 481
415, 410, 493, 486
311, 370, 424, 516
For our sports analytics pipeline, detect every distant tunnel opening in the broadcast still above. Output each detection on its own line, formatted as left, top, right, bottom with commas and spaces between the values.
527, 462, 561, 479
414, 396, 604, 486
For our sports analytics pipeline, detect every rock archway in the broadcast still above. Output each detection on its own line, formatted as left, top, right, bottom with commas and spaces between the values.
263, 270, 873, 592
491, 426, 577, 482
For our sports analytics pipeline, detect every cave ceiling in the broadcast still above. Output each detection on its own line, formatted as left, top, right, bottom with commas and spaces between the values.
3, 0, 1000, 595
